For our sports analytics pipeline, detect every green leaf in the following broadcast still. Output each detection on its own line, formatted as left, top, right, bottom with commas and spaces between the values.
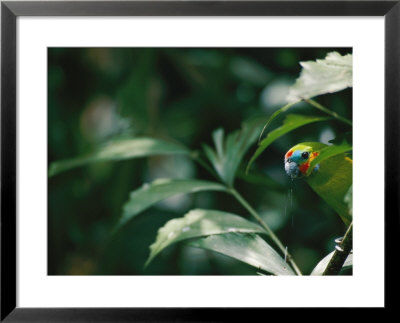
306, 140, 352, 176
328, 132, 352, 146
118, 179, 228, 230
247, 114, 330, 172
256, 101, 299, 145
145, 209, 265, 267
49, 137, 190, 177
344, 185, 353, 216
311, 251, 353, 275
203, 118, 267, 186
287, 51, 352, 102
188, 233, 295, 276
303, 142, 353, 225
236, 169, 286, 191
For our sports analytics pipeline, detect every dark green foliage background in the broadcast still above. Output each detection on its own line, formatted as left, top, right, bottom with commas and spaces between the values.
48, 48, 352, 275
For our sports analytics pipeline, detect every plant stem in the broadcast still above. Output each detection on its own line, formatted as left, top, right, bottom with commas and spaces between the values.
190, 151, 220, 181
305, 99, 352, 126
257, 101, 298, 144
323, 223, 353, 275
229, 188, 303, 276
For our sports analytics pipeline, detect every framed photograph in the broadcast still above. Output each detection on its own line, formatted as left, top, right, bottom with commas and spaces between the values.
1, 0, 397, 320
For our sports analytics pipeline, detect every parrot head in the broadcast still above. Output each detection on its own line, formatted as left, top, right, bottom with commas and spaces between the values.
284, 143, 322, 179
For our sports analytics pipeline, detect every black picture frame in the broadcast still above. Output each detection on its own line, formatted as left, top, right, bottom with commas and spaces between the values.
1, 1, 398, 321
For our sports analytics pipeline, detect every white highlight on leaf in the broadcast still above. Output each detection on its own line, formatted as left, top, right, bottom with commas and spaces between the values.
287, 51, 352, 103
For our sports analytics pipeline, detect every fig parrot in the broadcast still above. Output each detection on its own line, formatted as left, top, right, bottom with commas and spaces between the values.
284, 142, 352, 226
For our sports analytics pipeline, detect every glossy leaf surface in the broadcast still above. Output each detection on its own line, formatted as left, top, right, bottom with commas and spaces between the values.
49, 137, 190, 177
145, 209, 265, 267
287, 52, 352, 102
118, 179, 228, 229
188, 233, 295, 275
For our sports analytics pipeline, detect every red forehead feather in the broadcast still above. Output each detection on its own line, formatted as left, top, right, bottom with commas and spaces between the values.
285, 150, 293, 159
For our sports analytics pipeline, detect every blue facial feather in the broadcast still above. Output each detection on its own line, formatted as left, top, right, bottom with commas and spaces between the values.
284, 149, 319, 179
289, 150, 303, 163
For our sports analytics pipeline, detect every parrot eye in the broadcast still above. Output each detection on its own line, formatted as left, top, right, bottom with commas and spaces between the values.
301, 152, 309, 159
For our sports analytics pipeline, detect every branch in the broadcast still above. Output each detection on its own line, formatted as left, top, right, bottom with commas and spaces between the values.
323, 223, 353, 275
305, 99, 352, 126
229, 188, 303, 276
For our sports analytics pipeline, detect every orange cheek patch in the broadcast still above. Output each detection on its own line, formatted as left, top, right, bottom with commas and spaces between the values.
310, 152, 319, 161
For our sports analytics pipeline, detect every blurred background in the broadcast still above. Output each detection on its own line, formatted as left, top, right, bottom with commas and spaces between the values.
48, 48, 352, 275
